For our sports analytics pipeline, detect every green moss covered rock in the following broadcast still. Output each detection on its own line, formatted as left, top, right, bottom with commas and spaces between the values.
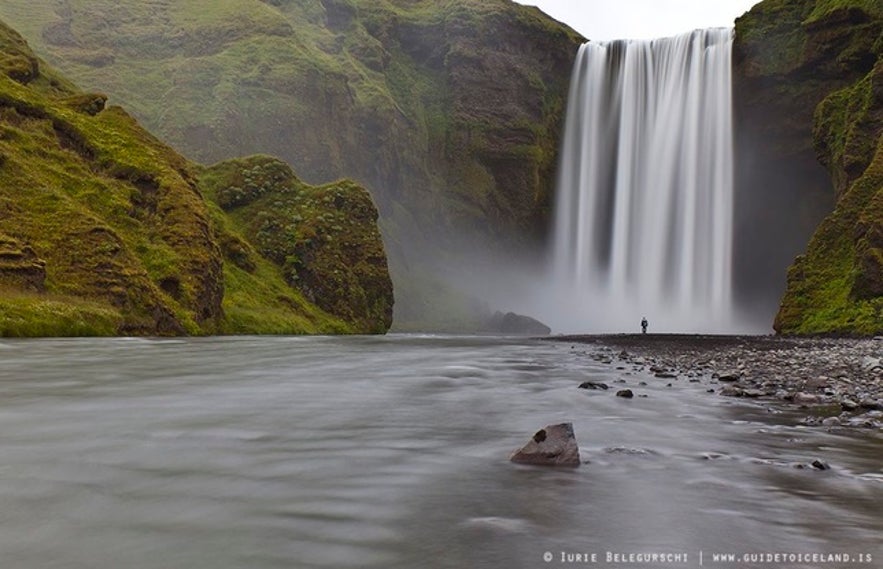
735, 0, 883, 334
0, 0, 582, 327
0, 19, 389, 336
201, 156, 394, 333
0, 20, 224, 335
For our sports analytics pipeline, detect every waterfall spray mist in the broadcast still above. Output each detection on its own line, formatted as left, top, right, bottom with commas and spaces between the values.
547, 29, 736, 333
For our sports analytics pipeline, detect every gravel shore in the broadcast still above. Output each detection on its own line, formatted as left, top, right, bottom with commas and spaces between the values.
553, 334, 883, 430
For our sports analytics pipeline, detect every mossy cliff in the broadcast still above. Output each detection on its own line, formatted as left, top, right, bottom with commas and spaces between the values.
734, 0, 883, 334
0, 20, 391, 336
0, 0, 583, 327
200, 156, 393, 334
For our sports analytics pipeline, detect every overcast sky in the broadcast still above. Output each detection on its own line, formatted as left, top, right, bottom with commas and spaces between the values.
513, 0, 762, 41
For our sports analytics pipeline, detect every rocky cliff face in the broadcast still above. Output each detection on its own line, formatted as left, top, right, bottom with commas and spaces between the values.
734, 0, 883, 334
0, 19, 392, 336
0, 0, 583, 327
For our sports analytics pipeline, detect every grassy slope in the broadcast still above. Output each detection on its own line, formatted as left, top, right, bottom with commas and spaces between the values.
0, 19, 371, 336
0, 20, 217, 335
0, 0, 583, 331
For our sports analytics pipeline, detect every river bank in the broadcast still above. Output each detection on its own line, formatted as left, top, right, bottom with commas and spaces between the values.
553, 334, 883, 430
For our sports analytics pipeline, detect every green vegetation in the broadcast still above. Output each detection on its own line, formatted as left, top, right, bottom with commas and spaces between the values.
0, 19, 391, 336
742, 0, 883, 335
775, 142, 883, 334
735, 0, 816, 77
0, 289, 120, 337
0, 0, 583, 329
813, 74, 877, 192
200, 156, 394, 334
805, 0, 883, 25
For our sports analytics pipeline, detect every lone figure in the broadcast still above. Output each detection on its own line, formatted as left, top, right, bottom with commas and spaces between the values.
641, 317, 648, 334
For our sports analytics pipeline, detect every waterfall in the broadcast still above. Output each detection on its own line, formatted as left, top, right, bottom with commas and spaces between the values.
548, 28, 735, 333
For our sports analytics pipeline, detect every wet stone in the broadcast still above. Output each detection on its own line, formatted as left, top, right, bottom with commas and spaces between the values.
510, 423, 580, 468
616, 389, 634, 399
822, 417, 841, 427
720, 385, 743, 397
578, 381, 609, 391
794, 392, 821, 405
565, 335, 883, 430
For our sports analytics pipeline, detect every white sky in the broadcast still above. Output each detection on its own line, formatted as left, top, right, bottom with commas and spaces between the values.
513, 0, 762, 41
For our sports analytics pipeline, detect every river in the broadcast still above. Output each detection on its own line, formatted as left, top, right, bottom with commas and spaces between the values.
0, 336, 880, 568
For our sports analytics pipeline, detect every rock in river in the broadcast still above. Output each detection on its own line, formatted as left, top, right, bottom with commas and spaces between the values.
510, 423, 580, 467
616, 389, 635, 399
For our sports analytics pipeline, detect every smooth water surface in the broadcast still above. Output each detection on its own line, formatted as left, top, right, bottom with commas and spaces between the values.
0, 336, 880, 568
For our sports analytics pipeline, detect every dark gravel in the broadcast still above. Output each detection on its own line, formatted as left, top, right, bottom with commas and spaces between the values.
552, 334, 883, 430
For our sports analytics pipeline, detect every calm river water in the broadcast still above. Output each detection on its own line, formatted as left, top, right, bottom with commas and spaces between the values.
0, 336, 880, 568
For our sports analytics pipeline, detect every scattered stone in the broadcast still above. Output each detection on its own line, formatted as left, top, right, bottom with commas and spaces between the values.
717, 371, 741, 382
862, 356, 882, 372
510, 423, 580, 468
846, 417, 876, 428
822, 416, 841, 427
616, 389, 634, 399
793, 392, 820, 405
655, 372, 677, 379
578, 381, 609, 390
604, 447, 657, 456
720, 385, 743, 397
811, 459, 831, 471
563, 336, 883, 430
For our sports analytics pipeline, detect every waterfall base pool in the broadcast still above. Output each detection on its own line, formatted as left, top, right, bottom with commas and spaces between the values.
0, 335, 880, 568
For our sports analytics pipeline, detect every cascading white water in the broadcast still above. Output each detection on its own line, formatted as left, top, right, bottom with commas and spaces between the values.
548, 28, 735, 333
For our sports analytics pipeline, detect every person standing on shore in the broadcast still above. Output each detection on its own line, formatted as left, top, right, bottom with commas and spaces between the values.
641, 317, 648, 334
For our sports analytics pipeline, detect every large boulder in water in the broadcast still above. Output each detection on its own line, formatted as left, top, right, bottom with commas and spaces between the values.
510, 423, 580, 467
